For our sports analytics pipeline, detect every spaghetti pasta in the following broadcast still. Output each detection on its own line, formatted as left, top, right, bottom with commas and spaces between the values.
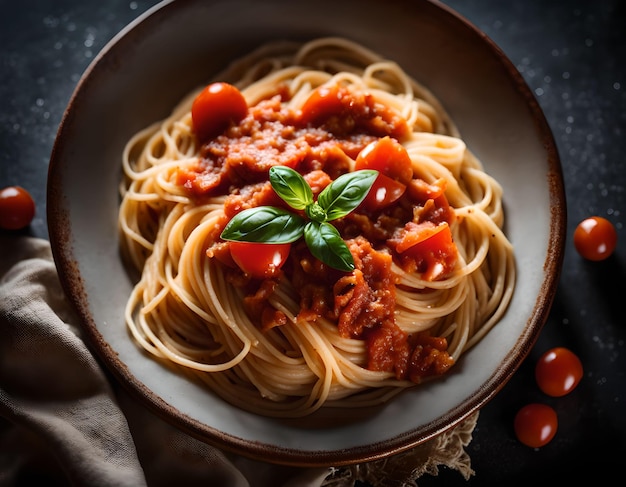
119, 37, 515, 418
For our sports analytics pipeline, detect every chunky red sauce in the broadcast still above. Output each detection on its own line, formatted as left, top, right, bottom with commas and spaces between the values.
186, 82, 456, 383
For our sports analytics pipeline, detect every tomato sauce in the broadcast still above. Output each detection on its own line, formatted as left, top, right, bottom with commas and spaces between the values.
187, 81, 458, 383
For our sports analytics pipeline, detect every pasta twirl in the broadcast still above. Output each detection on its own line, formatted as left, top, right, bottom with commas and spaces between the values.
119, 37, 515, 418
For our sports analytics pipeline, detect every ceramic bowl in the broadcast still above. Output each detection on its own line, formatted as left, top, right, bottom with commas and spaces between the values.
47, 0, 565, 466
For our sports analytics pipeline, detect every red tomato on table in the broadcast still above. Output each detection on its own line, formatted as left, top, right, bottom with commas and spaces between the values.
535, 347, 583, 397
573, 216, 617, 261
0, 186, 36, 230
514, 403, 558, 448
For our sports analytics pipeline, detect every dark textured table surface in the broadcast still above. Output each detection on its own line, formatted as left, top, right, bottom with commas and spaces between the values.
1, 0, 624, 485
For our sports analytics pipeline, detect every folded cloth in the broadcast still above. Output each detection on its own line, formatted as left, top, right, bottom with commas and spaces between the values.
0, 236, 476, 486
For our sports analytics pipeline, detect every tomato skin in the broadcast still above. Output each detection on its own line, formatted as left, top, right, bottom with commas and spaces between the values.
535, 347, 583, 397
355, 136, 413, 184
0, 186, 36, 230
359, 173, 406, 212
573, 216, 617, 261
395, 222, 457, 280
191, 82, 248, 142
299, 84, 344, 126
229, 241, 291, 279
514, 403, 558, 448
354, 137, 412, 211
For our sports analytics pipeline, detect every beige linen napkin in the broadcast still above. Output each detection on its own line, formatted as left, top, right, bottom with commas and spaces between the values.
0, 236, 476, 486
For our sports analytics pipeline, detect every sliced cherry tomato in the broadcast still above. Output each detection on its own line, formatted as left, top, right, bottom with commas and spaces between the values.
396, 222, 457, 280
191, 82, 248, 142
573, 216, 617, 261
408, 177, 446, 201
514, 403, 558, 448
358, 172, 406, 212
535, 347, 583, 397
395, 221, 448, 253
229, 241, 291, 279
355, 136, 413, 184
0, 186, 36, 230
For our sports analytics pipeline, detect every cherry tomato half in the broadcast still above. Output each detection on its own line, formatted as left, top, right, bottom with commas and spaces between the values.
535, 347, 583, 397
358, 172, 406, 212
514, 403, 558, 448
0, 186, 36, 230
355, 136, 413, 184
191, 82, 248, 142
573, 216, 617, 261
229, 241, 291, 279
397, 222, 457, 281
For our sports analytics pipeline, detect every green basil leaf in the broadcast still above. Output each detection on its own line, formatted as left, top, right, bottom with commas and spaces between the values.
304, 221, 354, 272
269, 165, 313, 210
221, 206, 305, 243
317, 169, 378, 220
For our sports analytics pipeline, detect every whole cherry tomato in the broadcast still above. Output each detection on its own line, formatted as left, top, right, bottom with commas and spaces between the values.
573, 216, 617, 261
0, 186, 36, 230
535, 347, 583, 397
514, 403, 558, 448
191, 82, 248, 142
229, 241, 291, 279
299, 84, 344, 126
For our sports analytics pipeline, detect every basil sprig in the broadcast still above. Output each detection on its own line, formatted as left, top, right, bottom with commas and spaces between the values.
221, 165, 378, 271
